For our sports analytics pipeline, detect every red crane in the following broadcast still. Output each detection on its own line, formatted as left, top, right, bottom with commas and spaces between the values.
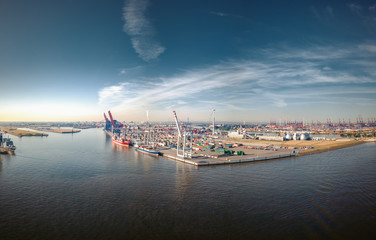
108, 110, 116, 127
107, 110, 124, 128
104, 113, 110, 123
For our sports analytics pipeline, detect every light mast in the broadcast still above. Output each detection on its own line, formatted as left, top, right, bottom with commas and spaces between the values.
212, 108, 215, 135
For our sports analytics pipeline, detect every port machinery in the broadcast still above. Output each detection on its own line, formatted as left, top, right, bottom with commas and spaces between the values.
103, 110, 162, 155
104, 110, 123, 132
104, 110, 130, 146
173, 110, 192, 158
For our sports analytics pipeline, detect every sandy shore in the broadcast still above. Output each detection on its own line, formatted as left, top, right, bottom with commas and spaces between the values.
224, 137, 370, 156
294, 140, 365, 156
30, 127, 81, 134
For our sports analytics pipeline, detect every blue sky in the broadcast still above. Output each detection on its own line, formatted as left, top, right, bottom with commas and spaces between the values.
0, 0, 375, 122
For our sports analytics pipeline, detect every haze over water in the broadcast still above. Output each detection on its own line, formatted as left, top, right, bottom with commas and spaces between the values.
0, 128, 375, 239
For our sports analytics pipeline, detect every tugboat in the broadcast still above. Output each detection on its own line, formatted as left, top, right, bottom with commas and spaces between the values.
0, 132, 16, 154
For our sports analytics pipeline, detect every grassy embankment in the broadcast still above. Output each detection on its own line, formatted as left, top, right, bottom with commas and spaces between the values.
0, 127, 48, 137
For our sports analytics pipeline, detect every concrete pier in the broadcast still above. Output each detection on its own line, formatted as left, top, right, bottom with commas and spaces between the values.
159, 147, 295, 166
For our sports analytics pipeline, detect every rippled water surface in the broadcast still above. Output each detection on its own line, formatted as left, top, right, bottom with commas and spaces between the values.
1, 129, 375, 239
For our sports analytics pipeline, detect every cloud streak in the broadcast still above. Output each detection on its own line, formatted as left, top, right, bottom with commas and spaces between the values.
210, 11, 228, 17
311, 5, 336, 25
347, 2, 376, 30
98, 43, 376, 119
123, 0, 165, 61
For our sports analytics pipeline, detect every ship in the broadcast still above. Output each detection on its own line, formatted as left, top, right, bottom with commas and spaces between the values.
105, 130, 131, 146
135, 145, 159, 156
0, 132, 16, 153
103, 111, 132, 146
104, 129, 113, 137
112, 135, 130, 146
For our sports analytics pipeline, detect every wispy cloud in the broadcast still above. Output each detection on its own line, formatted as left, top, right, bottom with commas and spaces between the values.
210, 11, 228, 17
98, 43, 376, 118
123, 0, 165, 61
347, 3, 376, 30
119, 69, 127, 75
210, 10, 248, 21
98, 83, 128, 105
358, 44, 376, 53
311, 6, 336, 25
348, 3, 363, 16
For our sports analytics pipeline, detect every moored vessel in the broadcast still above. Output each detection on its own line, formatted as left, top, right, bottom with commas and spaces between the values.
112, 136, 130, 146
135, 145, 159, 156
0, 132, 16, 153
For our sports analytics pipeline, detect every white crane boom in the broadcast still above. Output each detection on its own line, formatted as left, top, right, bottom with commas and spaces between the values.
173, 110, 182, 137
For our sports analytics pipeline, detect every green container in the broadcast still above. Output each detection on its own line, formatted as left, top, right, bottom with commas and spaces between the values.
216, 148, 225, 153
237, 151, 244, 155
225, 150, 234, 154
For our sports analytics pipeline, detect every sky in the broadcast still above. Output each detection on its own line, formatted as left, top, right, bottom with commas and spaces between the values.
0, 0, 375, 122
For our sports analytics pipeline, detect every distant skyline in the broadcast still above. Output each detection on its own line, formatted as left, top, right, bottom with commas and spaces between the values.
0, 0, 375, 122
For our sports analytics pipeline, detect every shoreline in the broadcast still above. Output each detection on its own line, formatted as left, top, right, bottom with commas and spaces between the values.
207, 137, 374, 165
29, 127, 81, 134
296, 140, 366, 156
159, 139, 373, 166
0, 127, 48, 137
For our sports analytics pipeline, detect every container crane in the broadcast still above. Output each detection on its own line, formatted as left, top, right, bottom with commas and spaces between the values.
108, 110, 116, 127
172, 110, 192, 158
108, 110, 124, 128
103, 113, 112, 130
173, 110, 182, 138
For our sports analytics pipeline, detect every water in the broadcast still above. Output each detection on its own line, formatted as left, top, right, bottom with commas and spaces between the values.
1, 128, 375, 239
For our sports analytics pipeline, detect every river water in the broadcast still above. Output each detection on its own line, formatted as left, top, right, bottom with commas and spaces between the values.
1, 128, 375, 239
